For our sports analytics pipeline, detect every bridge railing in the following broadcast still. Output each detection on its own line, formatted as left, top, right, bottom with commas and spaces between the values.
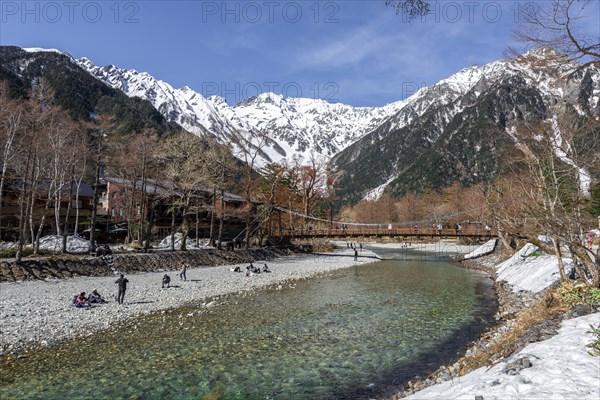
274, 227, 496, 238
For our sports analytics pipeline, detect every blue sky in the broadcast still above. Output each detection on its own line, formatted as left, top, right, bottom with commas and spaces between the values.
1, 0, 598, 106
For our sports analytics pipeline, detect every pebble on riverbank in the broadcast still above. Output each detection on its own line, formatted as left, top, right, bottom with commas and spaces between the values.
0, 247, 378, 356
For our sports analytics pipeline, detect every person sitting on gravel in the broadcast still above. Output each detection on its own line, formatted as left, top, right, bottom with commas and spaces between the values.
74, 292, 91, 308
230, 266, 242, 272
247, 263, 261, 274
162, 274, 171, 288
88, 289, 106, 303
262, 263, 271, 273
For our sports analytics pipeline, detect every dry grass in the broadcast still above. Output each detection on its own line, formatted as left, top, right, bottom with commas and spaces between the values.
458, 289, 567, 374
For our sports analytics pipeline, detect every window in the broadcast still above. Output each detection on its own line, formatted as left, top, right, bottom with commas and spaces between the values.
119, 207, 125, 217
111, 208, 116, 217
70, 200, 82, 209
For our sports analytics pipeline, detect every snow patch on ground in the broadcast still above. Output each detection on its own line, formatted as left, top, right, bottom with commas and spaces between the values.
463, 239, 497, 260
495, 243, 571, 294
362, 175, 396, 201
35, 235, 91, 254
157, 233, 210, 249
404, 312, 600, 400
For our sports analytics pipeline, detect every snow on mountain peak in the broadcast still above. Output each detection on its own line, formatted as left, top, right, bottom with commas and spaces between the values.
75, 49, 590, 172
23, 47, 65, 55
77, 57, 404, 166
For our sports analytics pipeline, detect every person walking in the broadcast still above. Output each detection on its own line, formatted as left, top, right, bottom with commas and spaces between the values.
180, 262, 187, 281
115, 273, 129, 304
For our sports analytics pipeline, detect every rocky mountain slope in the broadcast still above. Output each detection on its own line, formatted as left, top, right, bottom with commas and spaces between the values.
0, 46, 178, 135
330, 49, 600, 203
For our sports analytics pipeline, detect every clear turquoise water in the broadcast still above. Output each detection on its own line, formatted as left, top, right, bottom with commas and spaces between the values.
0, 258, 496, 400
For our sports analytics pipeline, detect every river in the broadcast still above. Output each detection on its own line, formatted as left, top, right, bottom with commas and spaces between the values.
0, 246, 496, 399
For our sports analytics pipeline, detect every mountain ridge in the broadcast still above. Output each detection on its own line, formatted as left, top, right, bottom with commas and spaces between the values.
7, 46, 598, 205
330, 50, 599, 203
76, 56, 408, 166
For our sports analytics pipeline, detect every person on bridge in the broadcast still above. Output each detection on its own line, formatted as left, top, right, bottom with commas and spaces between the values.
485, 225, 492, 237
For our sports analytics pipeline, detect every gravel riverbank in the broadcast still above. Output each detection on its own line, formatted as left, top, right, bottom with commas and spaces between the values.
0, 248, 379, 355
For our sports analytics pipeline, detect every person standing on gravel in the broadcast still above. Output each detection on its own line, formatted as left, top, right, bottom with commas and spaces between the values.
180, 263, 187, 281
115, 274, 129, 304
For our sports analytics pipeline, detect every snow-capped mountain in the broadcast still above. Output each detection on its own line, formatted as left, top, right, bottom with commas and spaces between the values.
330, 48, 600, 203
7, 46, 597, 204
76, 57, 407, 165
76, 57, 229, 139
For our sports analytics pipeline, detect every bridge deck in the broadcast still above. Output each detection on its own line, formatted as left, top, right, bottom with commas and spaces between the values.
274, 228, 496, 239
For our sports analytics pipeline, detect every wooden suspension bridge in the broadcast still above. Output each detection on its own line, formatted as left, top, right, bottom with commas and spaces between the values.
272, 227, 497, 240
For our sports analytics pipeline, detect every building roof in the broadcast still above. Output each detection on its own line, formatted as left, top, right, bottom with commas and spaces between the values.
11, 180, 96, 198
104, 176, 247, 202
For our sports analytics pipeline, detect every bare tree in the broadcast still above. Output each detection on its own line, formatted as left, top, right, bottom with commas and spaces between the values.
87, 116, 115, 253
109, 132, 159, 246
0, 83, 25, 239
256, 163, 290, 240
233, 132, 269, 249
157, 132, 212, 251
204, 140, 237, 249
295, 154, 326, 230
395, 191, 426, 225
23, 80, 74, 254
513, 0, 600, 63
495, 114, 600, 286
59, 121, 93, 253
70, 125, 90, 237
